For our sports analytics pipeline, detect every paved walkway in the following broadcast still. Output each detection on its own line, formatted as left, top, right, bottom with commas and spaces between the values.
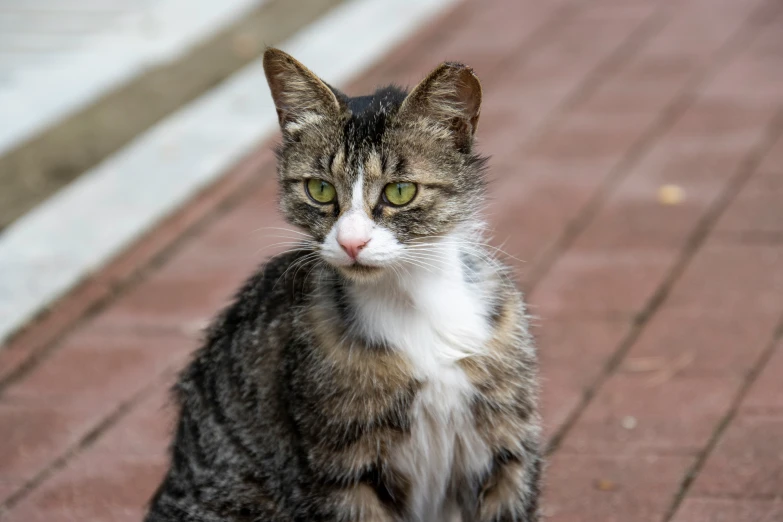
2, 0, 783, 520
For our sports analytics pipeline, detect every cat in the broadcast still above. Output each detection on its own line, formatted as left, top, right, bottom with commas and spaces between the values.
144, 48, 542, 522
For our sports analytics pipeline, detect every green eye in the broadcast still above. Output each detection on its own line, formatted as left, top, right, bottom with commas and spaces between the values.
305, 179, 337, 204
383, 182, 417, 206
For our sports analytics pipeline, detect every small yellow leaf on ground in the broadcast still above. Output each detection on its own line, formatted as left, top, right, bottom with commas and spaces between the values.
595, 479, 617, 491
658, 184, 685, 205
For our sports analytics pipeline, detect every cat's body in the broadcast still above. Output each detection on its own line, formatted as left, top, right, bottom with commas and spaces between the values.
145, 49, 541, 522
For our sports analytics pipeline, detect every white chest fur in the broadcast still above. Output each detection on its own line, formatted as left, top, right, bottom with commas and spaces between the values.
348, 251, 493, 521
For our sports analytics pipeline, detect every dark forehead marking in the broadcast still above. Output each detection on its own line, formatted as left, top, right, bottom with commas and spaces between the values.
343, 85, 408, 150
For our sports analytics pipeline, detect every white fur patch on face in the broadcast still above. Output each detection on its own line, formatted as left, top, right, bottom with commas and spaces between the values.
320, 170, 404, 268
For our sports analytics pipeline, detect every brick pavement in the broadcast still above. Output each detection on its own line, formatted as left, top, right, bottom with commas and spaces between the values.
1, 0, 783, 520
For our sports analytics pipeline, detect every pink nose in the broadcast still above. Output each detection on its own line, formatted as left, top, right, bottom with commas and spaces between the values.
339, 238, 369, 260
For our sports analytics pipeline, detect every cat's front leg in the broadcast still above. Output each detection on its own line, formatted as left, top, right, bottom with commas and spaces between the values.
331, 483, 399, 522
474, 449, 543, 522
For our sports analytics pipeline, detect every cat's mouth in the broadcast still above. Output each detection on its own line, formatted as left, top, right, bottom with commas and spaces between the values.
338, 262, 385, 280
343, 262, 382, 273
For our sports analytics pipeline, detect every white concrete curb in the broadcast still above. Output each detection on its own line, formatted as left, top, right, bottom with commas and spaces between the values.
0, 0, 267, 157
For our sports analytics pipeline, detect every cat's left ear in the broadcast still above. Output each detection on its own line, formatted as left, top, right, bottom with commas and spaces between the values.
263, 48, 342, 133
397, 62, 482, 153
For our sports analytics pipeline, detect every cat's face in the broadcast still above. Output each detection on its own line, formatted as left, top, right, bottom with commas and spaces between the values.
264, 49, 486, 282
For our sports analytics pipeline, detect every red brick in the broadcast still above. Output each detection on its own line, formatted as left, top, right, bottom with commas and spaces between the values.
543, 453, 692, 522
0, 401, 92, 481
691, 414, 783, 499
574, 196, 704, 251
478, 84, 561, 160
641, 0, 761, 59
618, 308, 777, 379
0, 331, 186, 487
0, 477, 16, 504
560, 373, 739, 455
671, 497, 783, 522
92, 381, 176, 457
703, 56, 783, 108
196, 190, 293, 258
91, 243, 262, 332
665, 98, 773, 153
5, 452, 167, 522
568, 87, 672, 130
717, 169, 783, 234
487, 172, 599, 272
741, 340, 783, 417
4, 331, 190, 408
756, 134, 783, 175
529, 246, 676, 316
534, 318, 630, 439
609, 54, 696, 95
700, 17, 783, 107
665, 242, 783, 318
526, 121, 641, 163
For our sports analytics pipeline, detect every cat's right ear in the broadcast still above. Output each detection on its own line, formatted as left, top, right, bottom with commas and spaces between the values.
397, 62, 482, 153
263, 48, 342, 133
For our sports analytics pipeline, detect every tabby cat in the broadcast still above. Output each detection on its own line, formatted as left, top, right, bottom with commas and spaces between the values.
144, 48, 542, 522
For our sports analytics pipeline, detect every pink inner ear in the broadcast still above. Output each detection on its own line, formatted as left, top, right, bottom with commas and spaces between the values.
446, 68, 482, 151
454, 68, 482, 128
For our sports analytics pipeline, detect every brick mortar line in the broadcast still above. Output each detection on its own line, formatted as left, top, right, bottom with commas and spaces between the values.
661, 109, 783, 521
0, 365, 179, 512
541, 0, 783, 455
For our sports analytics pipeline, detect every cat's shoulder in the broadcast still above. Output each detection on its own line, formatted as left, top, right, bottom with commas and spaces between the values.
197, 249, 315, 341
238, 248, 317, 300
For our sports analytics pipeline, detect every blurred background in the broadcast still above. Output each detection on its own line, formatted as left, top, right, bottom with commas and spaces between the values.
0, 0, 782, 520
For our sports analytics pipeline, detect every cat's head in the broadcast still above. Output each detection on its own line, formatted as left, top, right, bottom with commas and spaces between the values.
263, 48, 486, 282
